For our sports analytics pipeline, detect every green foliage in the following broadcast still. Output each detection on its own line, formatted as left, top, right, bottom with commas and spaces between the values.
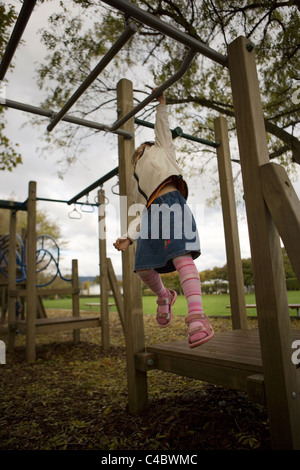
0, 207, 63, 241
29, 0, 299, 181
0, 2, 23, 172
286, 277, 300, 291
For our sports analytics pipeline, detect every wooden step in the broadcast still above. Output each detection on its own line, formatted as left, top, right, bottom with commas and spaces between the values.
136, 329, 300, 404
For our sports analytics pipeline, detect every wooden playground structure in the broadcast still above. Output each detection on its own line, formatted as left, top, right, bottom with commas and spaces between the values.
1, 0, 300, 450
0, 183, 125, 360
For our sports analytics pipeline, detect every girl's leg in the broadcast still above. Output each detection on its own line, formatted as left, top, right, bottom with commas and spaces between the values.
173, 254, 214, 347
136, 269, 176, 327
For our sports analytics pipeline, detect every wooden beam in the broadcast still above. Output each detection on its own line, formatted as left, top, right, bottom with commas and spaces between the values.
26, 181, 37, 361
98, 189, 110, 350
36, 296, 47, 319
214, 116, 247, 330
117, 78, 148, 414
17, 287, 77, 297
7, 210, 17, 351
228, 36, 300, 450
107, 257, 125, 333
72, 259, 80, 343
17, 316, 101, 334
260, 162, 300, 283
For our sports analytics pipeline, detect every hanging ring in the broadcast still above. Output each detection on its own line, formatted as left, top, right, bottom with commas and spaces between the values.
68, 205, 82, 219
81, 195, 94, 213
111, 178, 120, 195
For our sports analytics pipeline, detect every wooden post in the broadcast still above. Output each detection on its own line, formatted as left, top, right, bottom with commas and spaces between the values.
26, 181, 37, 362
117, 78, 148, 414
1, 286, 7, 324
228, 36, 300, 449
98, 188, 110, 350
214, 116, 247, 330
72, 259, 80, 343
7, 210, 17, 351
107, 257, 125, 333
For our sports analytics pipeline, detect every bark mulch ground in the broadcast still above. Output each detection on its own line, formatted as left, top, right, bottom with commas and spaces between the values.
1, 311, 298, 451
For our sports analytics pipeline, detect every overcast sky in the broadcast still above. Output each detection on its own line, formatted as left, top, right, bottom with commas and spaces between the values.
1, 1, 299, 279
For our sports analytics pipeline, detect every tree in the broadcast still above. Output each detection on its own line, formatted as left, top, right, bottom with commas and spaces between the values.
29, 0, 300, 187
0, 207, 63, 241
0, 2, 22, 171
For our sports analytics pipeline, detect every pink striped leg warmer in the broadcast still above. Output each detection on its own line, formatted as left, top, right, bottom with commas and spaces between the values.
172, 254, 208, 342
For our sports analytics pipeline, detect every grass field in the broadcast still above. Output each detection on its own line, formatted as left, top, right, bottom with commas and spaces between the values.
42, 291, 300, 317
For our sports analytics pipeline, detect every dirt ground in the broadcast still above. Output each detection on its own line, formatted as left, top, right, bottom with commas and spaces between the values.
1, 311, 298, 451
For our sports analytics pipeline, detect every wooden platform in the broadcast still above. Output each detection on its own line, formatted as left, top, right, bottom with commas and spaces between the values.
17, 316, 101, 334
136, 329, 300, 404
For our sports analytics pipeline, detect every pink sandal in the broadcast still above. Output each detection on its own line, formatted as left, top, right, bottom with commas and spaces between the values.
185, 313, 214, 348
156, 289, 177, 328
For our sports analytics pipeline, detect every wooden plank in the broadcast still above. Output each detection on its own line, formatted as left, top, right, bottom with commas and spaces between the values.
260, 162, 300, 284
214, 116, 247, 330
228, 36, 300, 450
117, 78, 147, 414
146, 330, 300, 404
152, 353, 259, 393
17, 287, 76, 297
84, 302, 116, 308
107, 257, 125, 333
26, 181, 37, 362
17, 316, 101, 334
147, 330, 264, 372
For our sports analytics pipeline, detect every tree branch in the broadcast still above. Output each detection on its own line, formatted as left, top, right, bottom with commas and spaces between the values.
167, 96, 300, 164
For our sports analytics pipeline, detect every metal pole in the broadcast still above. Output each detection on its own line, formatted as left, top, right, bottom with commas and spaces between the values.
36, 197, 98, 207
109, 48, 197, 132
0, 0, 37, 80
0, 200, 27, 211
47, 21, 138, 132
101, 0, 228, 67
68, 166, 119, 205
134, 117, 220, 148
2, 99, 133, 139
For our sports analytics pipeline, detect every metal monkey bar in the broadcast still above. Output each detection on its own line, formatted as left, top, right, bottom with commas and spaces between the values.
47, 21, 138, 132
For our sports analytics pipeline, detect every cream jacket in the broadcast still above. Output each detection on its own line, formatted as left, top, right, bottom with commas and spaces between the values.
124, 103, 188, 242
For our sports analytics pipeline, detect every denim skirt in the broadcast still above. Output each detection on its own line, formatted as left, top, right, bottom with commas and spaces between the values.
134, 190, 200, 273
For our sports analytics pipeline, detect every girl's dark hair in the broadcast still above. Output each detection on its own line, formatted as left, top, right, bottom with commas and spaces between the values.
131, 141, 155, 165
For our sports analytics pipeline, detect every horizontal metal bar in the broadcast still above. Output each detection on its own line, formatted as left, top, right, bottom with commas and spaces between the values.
68, 166, 119, 205
180, 131, 220, 148
0, 0, 37, 81
135, 117, 220, 147
36, 197, 98, 207
2, 99, 133, 139
0, 200, 27, 211
101, 0, 228, 67
109, 48, 197, 132
47, 21, 138, 132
